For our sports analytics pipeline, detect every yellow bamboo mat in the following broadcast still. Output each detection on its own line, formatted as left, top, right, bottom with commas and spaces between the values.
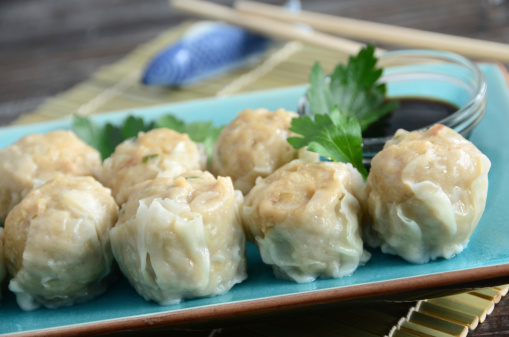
14, 21, 346, 125
13, 22, 508, 337
211, 285, 509, 337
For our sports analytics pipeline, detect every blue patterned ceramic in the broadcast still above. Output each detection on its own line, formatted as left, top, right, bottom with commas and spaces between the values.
142, 22, 270, 86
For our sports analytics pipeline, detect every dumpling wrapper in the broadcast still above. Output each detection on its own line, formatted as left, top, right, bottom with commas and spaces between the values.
110, 171, 247, 305
365, 124, 491, 264
0, 228, 5, 304
101, 128, 206, 205
243, 160, 369, 283
4, 175, 118, 311
210, 108, 318, 195
0, 130, 101, 222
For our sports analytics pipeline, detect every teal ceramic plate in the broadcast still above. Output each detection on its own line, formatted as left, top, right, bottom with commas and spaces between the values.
1, 64, 509, 336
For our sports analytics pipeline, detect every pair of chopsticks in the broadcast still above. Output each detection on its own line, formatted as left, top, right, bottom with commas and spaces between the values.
171, 0, 372, 55
171, 0, 509, 63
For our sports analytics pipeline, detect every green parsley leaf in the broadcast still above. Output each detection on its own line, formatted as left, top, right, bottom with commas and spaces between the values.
72, 115, 112, 160
184, 122, 215, 143
288, 105, 368, 179
72, 113, 223, 161
121, 115, 154, 139
103, 123, 123, 156
289, 45, 398, 178
72, 115, 155, 160
307, 44, 399, 132
154, 115, 186, 133
155, 116, 223, 158
185, 122, 224, 157
200, 125, 223, 158
307, 62, 332, 115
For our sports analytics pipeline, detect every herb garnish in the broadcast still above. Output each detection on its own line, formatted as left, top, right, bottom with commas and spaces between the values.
73, 115, 153, 161
288, 44, 398, 178
306, 45, 398, 130
72, 114, 223, 161
141, 154, 159, 163
288, 106, 367, 178
155, 115, 223, 159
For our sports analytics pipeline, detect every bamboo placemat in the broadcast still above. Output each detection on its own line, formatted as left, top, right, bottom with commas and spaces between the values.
214, 285, 509, 337
13, 22, 508, 337
14, 21, 347, 125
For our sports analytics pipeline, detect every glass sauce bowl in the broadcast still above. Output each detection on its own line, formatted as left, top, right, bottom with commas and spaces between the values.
298, 49, 487, 161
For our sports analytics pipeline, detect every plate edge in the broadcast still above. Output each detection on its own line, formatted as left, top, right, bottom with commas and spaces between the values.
6, 263, 509, 337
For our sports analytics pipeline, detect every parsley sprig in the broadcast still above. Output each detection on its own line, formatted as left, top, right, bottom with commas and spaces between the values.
306, 45, 398, 131
154, 115, 223, 159
288, 106, 368, 178
72, 115, 153, 161
72, 114, 223, 161
289, 45, 398, 178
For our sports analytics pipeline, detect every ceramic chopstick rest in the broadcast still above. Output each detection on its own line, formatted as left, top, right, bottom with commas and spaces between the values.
142, 22, 269, 86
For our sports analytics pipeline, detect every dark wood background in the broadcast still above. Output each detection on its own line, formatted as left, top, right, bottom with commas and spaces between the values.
1, 0, 509, 335
1, 0, 509, 126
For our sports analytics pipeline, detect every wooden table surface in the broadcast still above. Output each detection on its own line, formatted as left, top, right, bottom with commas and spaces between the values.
1, 0, 509, 336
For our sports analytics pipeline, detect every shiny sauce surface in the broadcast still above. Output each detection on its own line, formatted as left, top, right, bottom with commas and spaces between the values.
362, 98, 459, 138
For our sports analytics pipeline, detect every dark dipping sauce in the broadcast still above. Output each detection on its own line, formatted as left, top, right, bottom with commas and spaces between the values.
362, 98, 459, 138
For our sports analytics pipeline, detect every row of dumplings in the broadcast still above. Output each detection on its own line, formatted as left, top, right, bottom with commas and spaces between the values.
0, 107, 490, 311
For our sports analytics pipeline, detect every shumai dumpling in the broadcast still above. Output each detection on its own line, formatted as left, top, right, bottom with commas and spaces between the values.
365, 124, 491, 264
101, 128, 206, 205
0, 130, 101, 222
210, 108, 318, 195
0, 228, 5, 304
4, 175, 118, 311
243, 160, 369, 283
110, 171, 247, 305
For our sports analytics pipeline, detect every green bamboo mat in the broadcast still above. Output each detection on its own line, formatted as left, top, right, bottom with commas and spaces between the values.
14, 22, 508, 337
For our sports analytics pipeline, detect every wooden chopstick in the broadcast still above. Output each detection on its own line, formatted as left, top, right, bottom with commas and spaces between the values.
170, 0, 385, 56
235, 0, 509, 63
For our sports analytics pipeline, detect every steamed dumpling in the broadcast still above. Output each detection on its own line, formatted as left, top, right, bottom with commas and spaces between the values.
110, 171, 247, 305
0, 228, 5, 304
242, 160, 369, 283
0, 130, 101, 222
210, 108, 318, 195
4, 175, 118, 311
101, 128, 206, 205
365, 124, 490, 264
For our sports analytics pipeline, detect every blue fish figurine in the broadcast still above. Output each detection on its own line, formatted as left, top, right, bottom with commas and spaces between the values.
142, 22, 270, 86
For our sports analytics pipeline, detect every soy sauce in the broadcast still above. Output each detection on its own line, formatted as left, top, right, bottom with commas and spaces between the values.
362, 98, 459, 138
